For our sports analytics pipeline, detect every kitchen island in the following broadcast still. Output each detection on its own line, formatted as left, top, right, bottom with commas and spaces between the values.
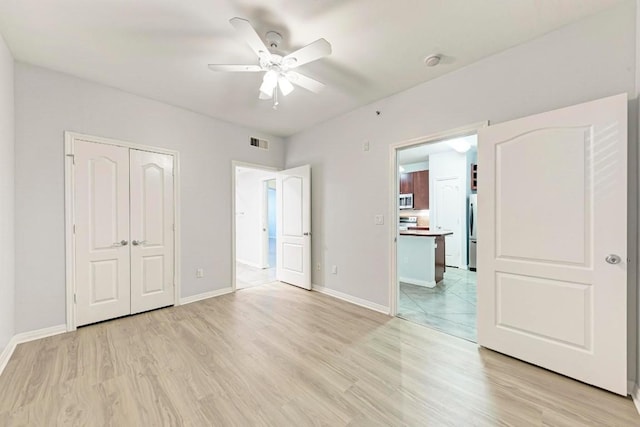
398, 229, 453, 287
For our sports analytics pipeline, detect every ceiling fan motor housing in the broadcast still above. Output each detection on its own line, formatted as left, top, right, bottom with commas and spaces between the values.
266, 31, 282, 49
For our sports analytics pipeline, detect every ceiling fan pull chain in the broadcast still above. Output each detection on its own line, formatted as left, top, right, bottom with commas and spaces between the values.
273, 85, 279, 110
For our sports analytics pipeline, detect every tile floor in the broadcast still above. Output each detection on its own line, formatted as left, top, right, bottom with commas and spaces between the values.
236, 238, 277, 290
398, 268, 477, 342
236, 262, 276, 289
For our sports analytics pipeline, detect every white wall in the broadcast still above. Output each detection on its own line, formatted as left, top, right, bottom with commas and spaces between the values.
0, 33, 14, 354
14, 64, 285, 333
235, 167, 276, 267
285, 1, 637, 380
400, 161, 428, 173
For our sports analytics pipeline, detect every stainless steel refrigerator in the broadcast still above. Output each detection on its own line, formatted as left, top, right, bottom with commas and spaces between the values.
469, 194, 477, 271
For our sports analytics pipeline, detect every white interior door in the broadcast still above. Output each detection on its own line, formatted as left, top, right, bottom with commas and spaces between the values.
434, 177, 461, 267
74, 141, 131, 326
477, 93, 627, 395
130, 149, 175, 314
276, 165, 311, 290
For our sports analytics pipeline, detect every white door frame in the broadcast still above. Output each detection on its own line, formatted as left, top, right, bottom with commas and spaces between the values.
261, 178, 276, 269
64, 131, 181, 331
231, 161, 280, 291
387, 121, 488, 316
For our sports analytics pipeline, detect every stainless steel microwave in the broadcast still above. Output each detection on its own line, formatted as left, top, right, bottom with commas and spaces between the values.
399, 193, 413, 209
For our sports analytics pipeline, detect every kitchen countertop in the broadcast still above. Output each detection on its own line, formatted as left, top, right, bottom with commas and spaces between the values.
400, 230, 453, 237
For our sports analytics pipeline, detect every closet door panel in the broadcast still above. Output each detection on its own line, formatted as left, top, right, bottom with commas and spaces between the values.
74, 141, 131, 326
130, 149, 175, 314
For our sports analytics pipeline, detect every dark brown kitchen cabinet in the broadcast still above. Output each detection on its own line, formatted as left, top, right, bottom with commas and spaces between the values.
471, 163, 478, 191
412, 170, 429, 210
400, 173, 413, 194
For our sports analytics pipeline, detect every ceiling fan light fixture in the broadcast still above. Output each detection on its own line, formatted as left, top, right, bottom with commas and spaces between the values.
278, 76, 294, 96
260, 70, 278, 96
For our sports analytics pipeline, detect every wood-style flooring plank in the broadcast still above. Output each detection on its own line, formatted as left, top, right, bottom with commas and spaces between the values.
0, 282, 638, 426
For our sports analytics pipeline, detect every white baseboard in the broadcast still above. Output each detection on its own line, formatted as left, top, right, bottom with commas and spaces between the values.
399, 276, 436, 288
179, 287, 233, 305
312, 285, 390, 315
632, 383, 640, 415
0, 324, 67, 377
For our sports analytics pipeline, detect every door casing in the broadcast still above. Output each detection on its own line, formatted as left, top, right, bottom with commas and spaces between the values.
64, 131, 181, 331
231, 161, 280, 292
388, 121, 488, 316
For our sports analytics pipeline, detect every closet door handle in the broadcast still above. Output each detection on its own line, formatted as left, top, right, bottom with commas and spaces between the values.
114, 240, 128, 247
132, 240, 147, 246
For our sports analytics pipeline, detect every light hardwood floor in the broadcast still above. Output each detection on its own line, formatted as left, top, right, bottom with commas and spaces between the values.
1, 283, 638, 426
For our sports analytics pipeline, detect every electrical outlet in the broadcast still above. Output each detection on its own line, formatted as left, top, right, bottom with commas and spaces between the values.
316, 263, 321, 271
374, 214, 384, 225
363, 141, 370, 151
196, 268, 204, 278
332, 265, 338, 275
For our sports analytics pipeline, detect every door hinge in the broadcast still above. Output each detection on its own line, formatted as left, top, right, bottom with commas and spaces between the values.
173, 224, 175, 231
66, 154, 75, 165
73, 224, 76, 234
73, 293, 77, 304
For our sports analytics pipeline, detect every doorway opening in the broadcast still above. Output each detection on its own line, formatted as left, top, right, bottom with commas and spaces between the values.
234, 165, 278, 290
392, 128, 480, 342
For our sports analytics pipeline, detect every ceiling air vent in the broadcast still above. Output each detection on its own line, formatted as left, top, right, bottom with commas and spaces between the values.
250, 137, 269, 150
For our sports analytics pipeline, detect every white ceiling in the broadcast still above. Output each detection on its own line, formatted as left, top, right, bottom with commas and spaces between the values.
0, 0, 624, 137
398, 135, 477, 165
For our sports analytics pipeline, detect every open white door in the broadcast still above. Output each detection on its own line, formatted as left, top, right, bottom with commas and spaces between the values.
477, 93, 627, 395
276, 165, 311, 290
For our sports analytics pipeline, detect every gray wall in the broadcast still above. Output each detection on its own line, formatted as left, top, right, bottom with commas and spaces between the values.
0, 33, 14, 353
285, 2, 638, 382
14, 64, 285, 333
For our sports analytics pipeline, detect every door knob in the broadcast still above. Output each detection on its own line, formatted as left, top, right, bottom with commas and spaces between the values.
605, 254, 622, 264
303, 232, 311, 236
114, 240, 128, 247
132, 240, 147, 246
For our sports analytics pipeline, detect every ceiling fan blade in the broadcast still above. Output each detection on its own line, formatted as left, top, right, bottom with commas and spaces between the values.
229, 17, 271, 60
208, 64, 263, 72
283, 39, 331, 68
286, 72, 325, 93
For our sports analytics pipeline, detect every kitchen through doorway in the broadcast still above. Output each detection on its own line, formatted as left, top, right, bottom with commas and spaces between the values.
395, 132, 479, 342
234, 165, 278, 290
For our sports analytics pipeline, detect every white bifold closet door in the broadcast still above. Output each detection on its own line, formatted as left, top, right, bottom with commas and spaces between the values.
74, 141, 175, 327
130, 149, 175, 314
75, 141, 132, 326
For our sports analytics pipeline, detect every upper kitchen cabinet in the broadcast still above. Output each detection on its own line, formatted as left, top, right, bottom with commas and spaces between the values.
413, 170, 429, 210
400, 173, 413, 194
471, 163, 478, 191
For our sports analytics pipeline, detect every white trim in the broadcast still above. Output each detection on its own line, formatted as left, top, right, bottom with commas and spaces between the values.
64, 131, 181, 331
231, 160, 280, 292
179, 287, 233, 305
632, 383, 640, 415
0, 325, 67, 376
399, 277, 436, 288
388, 121, 488, 316
312, 285, 390, 315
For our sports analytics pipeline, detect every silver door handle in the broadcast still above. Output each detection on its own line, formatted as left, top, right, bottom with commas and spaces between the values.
114, 240, 128, 247
303, 232, 312, 236
605, 254, 622, 264
132, 240, 147, 246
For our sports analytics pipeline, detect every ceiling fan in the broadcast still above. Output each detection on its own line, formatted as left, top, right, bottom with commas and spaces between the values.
208, 17, 332, 109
